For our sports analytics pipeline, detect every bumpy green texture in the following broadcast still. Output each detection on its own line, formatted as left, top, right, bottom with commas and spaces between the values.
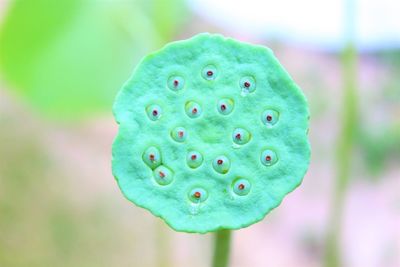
112, 33, 310, 233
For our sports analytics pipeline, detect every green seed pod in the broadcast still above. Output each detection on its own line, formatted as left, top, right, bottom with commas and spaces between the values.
112, 33, 310, 233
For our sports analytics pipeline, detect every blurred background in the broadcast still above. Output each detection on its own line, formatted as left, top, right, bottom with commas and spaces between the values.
0, 0, 399, 266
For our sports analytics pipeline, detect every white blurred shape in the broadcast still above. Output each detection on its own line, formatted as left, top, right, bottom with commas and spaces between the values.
188, 0, 400, 51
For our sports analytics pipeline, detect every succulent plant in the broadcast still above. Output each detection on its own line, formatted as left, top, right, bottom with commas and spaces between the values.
112, 33, 310, 234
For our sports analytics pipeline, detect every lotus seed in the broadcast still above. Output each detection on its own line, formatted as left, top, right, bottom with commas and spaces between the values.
232, 178, 251, 196
232, 128, 251, 145
146, 104, 162, 121
186, 151, 203, 169
153, 165, 174, 185
239, 76, 256, 94
189, 188, 208, 203
167, 75, 184, 91
202, 65, 217, 80
261, 109, 279, 127
185, 101, 202, 118
171, 127, 187, 142
142, 147, 162, 169
261, 149, 278, 166
217, 98, 234, 115
212, 155, 230, 174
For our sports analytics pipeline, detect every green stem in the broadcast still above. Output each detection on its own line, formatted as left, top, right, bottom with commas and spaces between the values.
212, 229, 232, 267
325, 1, 358, 266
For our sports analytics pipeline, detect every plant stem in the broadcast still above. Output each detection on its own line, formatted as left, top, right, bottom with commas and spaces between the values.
325, 1, 358, 266
155, 220, 171, 267
325, 43, 358, 267
212, 229, 232, 267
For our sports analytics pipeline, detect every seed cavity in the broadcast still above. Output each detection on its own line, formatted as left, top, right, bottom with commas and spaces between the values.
239, 76, 256, 95
232, 128, 251, 145
167, 75, 184, 91
212, 155, 230, 174
153, 165, 174, 185
261, 149, 278, 166
188, 188, 208, 203
142, 147, 162, 169
186, 151, 203, 169
146, 104, 162, 121
202, 65, 217, 80
185, 101, 202, 118
232, 178, 251, 196
261, 109, 279, 127
217, 98, 234, 115
171, 127, 187, 142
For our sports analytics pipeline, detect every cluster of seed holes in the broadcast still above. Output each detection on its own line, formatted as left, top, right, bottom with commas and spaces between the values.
142, 147, 174, 185
143, 66, 283, 201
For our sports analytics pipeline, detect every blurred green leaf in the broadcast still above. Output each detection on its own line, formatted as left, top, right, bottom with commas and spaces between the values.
144, 0, 188, 40
0, 0, 186, 120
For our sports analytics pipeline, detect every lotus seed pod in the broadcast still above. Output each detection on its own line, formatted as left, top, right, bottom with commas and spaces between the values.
112, 33, 311, 233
